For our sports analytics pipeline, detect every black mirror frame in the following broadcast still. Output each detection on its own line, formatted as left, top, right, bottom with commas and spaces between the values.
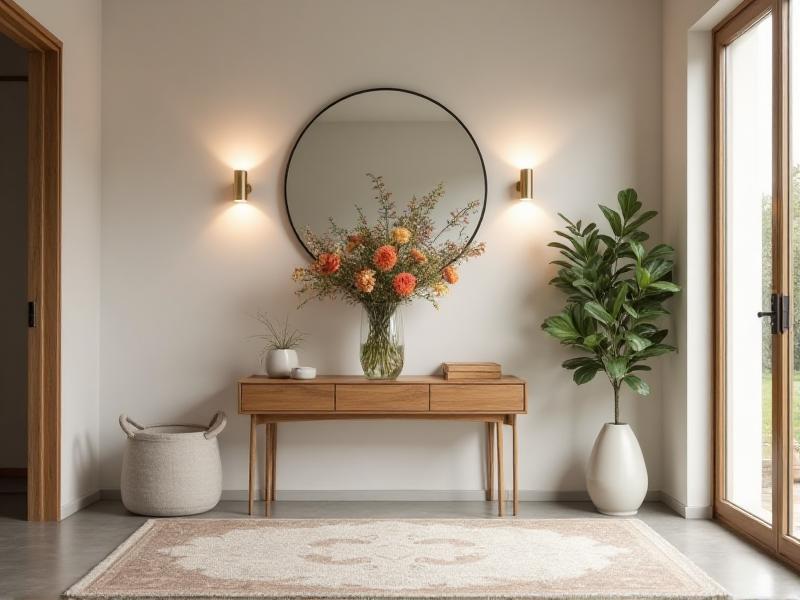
284, 87, 488, 260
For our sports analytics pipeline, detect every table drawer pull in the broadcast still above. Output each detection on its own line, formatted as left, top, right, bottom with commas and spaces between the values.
430, 384, 524, 412
240, 384, 334, 412
336, 384, 429, 411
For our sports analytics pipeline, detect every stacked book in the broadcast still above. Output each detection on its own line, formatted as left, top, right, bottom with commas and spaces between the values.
442, 362, 501, 380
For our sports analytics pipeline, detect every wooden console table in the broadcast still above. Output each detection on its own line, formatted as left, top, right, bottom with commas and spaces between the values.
238, 375, 527, 517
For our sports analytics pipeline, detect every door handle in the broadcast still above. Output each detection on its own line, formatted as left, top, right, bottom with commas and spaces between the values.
758, 293, 790, 334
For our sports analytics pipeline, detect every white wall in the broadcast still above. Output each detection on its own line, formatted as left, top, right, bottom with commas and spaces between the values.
99, 0, 664, 497
15, 0, 102, 517
660, 0, 741, 517
0, 35, 28, 470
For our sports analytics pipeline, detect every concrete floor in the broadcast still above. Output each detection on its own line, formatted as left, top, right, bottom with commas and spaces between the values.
1, 496, 799, 600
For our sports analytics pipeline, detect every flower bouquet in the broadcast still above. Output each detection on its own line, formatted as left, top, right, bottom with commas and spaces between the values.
293, 174, 485, 379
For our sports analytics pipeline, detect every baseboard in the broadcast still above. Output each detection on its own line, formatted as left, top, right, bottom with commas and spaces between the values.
102, 489, 661, 503
659, 491, 712, 519
61, 489, 101, 519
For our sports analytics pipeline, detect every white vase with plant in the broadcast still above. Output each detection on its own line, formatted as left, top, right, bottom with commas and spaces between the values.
542, 189, 680, 516
255, 313, 304, 378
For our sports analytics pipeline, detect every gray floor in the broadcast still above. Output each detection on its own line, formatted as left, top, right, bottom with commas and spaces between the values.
1, 496, 799, 600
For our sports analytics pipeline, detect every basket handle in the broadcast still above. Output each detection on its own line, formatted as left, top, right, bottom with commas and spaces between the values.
204, 411, 227, 439
119, 414, 144, 439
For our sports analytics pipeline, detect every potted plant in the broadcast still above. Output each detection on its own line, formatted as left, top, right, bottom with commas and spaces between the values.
293, 174, 484, 379
254, 313, 304, 378
542, 189, 680, 515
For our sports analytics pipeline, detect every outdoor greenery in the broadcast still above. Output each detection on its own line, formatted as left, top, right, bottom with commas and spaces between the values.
541, 189, 680, 424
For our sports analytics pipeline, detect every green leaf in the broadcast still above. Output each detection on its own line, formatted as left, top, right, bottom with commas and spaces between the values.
584, 301, 614, 325
622, 304, 639, 319
583, 334, 601, 348
625, 332, 652, 352
603, 357, 628, 380
574, 365, 599, 384
541, 314, 581, 342
635, 266, 651, 289
562, 357, 598, 370
617, 189, 641, 220
624, 210, 657, 234
629, 241, 645, 263
611, 283, 629, 318
599, 205, 623, 236
648, 281, 680, 293
623, 375, 651, 395
633, 343, 676, 359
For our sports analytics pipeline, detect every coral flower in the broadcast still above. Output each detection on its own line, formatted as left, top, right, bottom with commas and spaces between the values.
433, 282, 449, 297
346, 234, 363, 253
373, 245, 398, 272
442, 265, 459, 284
316, 252, 341, 275
410, 248, 428, 264
392, 227, 412, 245
392, 272, 417, 298
354, 268, 376, 293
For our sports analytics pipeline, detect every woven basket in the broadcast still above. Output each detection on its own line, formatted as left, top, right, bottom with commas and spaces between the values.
119, 412, 226, 516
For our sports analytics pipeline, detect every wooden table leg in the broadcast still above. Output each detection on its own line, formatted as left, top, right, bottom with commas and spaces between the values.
270, 423, 277, 501
497, 419, 505, 517
485, 422, 495, 501
248, 415, 256, 516
265, 422, 273, 517
512, 415, 519, 516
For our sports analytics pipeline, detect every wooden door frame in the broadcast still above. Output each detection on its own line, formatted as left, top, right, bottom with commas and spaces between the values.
0, 0, 61, 522
713, 0, 800, 570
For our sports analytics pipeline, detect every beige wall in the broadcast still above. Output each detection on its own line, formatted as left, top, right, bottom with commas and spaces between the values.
99, 0, 664, 497
16, 0, 102, 516
0, 35, 28, 470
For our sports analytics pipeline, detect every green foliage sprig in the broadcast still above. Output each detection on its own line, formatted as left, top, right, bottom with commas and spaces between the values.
541, 189, 680, 424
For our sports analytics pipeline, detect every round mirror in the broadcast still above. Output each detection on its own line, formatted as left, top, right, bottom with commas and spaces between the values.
285, 88, 487, 258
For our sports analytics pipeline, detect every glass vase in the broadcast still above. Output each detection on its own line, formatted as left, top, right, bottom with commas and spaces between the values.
360, 304, 404, 380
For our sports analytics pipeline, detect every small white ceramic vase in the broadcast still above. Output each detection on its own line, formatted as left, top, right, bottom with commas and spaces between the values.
265, 349, 298, 378
586, 423, 648, 516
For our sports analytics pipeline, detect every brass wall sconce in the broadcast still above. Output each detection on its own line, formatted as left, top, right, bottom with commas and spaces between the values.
233, 170, 252, 203
516, 168, 534, 201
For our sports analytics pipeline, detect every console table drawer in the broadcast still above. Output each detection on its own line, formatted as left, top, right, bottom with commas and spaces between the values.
240, 384, 334, 412
430, 384, 524, 412
336, 384, 429, 411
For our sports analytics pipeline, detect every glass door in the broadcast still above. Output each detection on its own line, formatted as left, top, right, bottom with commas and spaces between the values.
715, 0, 779, 551
716, 0, 800, 567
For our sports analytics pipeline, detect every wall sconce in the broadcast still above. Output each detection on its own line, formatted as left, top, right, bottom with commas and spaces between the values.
233, 170, 252, 203
516, 168, 534, 201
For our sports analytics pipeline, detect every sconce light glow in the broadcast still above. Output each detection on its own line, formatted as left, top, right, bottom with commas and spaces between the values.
516, 168, 534, 201
233, 169, 252, 203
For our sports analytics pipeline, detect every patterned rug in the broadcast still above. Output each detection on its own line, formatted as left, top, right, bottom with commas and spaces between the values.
64, 518, 729, 599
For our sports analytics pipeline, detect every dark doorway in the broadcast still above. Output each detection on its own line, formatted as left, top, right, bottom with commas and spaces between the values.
0, 31, 28, 519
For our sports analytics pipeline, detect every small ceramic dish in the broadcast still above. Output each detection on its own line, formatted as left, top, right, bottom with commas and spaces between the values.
291, 366, 317, 380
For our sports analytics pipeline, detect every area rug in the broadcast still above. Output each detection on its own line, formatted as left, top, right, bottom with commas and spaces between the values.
64, 518, 729, 599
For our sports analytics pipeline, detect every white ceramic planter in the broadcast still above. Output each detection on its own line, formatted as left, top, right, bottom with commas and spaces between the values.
265, 349, 299, 378
586, 423, 648, 516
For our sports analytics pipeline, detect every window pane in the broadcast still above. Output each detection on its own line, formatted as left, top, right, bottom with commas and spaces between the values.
724, 13, 773, 524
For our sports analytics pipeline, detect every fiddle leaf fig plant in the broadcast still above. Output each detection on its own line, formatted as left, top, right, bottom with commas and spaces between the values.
541, 189, 680, 424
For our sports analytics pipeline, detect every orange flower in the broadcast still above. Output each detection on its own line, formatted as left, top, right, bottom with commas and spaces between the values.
410, 248, 428, 264
354, 268, 376, 293
346, 234, 363, 253
392, 272, 417, 298
442, 265, 459, 284
373, 245, 398, 272
316, 252, 341, 275
392, 227, 412, 245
